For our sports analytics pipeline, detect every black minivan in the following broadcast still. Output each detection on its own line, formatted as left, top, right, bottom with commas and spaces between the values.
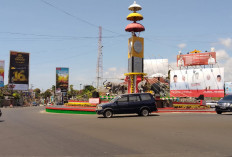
96, 93, 158, 118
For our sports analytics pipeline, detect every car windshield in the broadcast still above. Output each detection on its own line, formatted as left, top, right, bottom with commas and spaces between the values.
110, 96, 120, 103
222, 95, 232, 101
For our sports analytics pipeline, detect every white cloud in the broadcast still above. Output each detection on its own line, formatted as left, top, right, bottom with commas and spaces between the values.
216, 49, 230, 61
219, 38, 232, 48
177, 43, 187, 49
216, 50, 232, 82
144, 59, 169, 77
108, 67, 117, 72
217, 57, 232, 82
103, 67, 127, 83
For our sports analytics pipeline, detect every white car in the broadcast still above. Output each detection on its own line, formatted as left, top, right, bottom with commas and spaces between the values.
206, 100, 218, 108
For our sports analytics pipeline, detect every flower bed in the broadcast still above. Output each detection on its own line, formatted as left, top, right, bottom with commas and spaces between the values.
64, 100, 98, 107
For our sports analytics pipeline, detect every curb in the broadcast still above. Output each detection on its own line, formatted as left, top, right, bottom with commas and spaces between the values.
46, 108, 96, 114
156, 111, 215, 113
45, 106, 215, 115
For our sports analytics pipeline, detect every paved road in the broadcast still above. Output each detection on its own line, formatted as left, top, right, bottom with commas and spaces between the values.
0, 106, 231, 157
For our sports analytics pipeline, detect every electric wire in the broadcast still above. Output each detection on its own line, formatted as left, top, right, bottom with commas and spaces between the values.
0, 31, 126, 40
40, 0, 125, 36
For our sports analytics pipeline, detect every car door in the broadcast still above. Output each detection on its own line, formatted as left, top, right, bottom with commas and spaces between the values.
140, 94, 156, 111
128, 95, 141, 113
116, 95, 129, 114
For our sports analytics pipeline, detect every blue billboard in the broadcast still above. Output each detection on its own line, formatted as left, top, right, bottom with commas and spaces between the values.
225, 82, 232, 95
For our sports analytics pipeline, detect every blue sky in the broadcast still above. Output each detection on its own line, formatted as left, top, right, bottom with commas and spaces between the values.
1, 0, 232, 90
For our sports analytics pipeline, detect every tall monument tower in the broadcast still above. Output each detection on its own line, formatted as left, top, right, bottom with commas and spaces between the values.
125, 1, 146, 93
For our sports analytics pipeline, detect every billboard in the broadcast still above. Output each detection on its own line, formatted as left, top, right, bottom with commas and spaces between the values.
56, 67, 69, 93
170, 68, 224, 97
225, 82, 232, 95
0, 60, 4, 87
177, 52, 216, 67
9, 51, 30, 90
144, 59, 168, 77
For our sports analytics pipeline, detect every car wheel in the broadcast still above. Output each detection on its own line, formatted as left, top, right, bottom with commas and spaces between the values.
141, 108, 149, 117
104, 110, 113, 118
216, 110, 222, 114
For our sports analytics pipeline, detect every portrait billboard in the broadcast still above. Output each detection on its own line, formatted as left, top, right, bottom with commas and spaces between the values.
56, 67, 69, 93
144, 59, 168, 77
9, 51, 30, 90
177, 52, 216, 67
170, 68, 224, 97
0, 60, 4, 87
225, 82, 232, 95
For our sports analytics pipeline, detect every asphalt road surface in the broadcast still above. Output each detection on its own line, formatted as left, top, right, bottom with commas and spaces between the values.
0, 106, 232, 157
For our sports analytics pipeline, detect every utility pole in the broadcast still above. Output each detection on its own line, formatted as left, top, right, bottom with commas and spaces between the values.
96, 26, 103, 90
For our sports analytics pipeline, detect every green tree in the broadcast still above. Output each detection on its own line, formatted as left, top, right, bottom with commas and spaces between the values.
67, 85, 78, 99
33, 88, 41, 98
33, 88, 41, 94
0, 90, 4, 107
43, 89, 52, 99
81, 85, 96, 100
12, 92, 20, 100
83, 85, 95, 92
52, 85, 56, 94
0, 90, 4, 99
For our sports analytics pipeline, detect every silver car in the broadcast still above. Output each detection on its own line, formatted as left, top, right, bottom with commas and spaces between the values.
215, 95, 232, 114
206, 100, 218, 108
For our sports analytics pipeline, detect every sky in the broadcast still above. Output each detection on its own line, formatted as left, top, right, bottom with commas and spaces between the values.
1, 0, 232, 91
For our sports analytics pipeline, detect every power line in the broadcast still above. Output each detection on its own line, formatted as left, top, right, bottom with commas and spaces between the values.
0, 31, 126, 39
40, 0, 125, 35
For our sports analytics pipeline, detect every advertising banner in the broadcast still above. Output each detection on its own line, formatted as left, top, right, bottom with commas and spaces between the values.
9, 51, 29, 90
0, 60, 4, 87
56, 67, 69, 93
170, 68, 224, 97
177, 52, 216, 67
225, 82, 232, 95
144, 59, 168, 77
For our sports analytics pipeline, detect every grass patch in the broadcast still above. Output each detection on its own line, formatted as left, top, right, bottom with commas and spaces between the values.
46, 109, 96, 114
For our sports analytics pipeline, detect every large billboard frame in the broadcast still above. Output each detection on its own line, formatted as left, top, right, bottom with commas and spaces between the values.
8, 51, 30, 91
56, 67, 69, 93
177, 52, 216, 67
225, 82, 232, 95
170, 67, 224, 97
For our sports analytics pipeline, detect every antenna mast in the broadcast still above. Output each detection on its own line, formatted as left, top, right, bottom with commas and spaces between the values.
96, 26, 103, 90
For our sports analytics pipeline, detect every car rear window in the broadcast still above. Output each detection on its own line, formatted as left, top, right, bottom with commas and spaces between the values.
129, 95, 140, 102
140, 94, 152, 101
